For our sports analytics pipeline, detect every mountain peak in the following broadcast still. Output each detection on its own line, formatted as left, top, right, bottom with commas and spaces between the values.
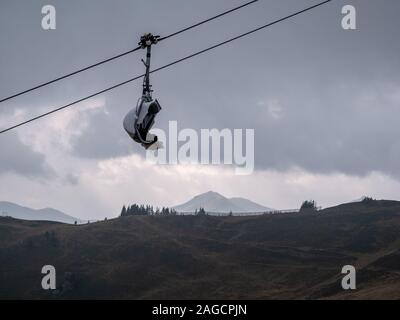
199, 191, 224, 198
173, 191, 273, 213
203, 190, 223, 196
205, 191, 220, 195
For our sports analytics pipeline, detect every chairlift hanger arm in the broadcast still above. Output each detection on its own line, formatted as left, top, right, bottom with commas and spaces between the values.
139, 33, 160, 97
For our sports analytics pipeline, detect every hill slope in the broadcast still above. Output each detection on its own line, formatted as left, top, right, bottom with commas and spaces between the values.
0, 200, 400, 299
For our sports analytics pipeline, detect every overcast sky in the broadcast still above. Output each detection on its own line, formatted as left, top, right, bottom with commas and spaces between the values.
1, 0, 400, 219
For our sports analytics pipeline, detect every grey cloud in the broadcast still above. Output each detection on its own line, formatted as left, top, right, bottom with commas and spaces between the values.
0, 132, 53, 177
70, 105, 135, 159
65, 173, 79, 185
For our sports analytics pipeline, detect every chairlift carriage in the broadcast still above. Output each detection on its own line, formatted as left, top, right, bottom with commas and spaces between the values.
123, 33, 163, 150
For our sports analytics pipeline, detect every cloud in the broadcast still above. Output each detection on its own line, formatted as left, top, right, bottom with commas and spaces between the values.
0, 132, 53, 177
65, 173, 79, 185
0, 98, 106, 181
68, 79, 400, 183
258, 99, 284, 120
251, 82, 400, 179
70, 103, 134, 159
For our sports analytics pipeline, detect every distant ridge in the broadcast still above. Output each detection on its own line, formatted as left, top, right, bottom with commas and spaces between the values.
173, 191, 273, 213
0, 201, 82, 224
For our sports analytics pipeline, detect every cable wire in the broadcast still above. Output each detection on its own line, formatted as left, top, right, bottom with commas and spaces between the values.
0, 0, 332, 135
0, 0, 259, 104
0, 47, 142, 104
158, 0, 259, 41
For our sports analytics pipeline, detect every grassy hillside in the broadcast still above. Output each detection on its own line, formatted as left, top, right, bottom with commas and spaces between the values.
1, 200, 400, 300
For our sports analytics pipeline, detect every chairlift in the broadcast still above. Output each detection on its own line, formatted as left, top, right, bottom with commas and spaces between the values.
123, 33, 162, 150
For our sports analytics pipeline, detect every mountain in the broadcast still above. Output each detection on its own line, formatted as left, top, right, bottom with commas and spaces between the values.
173, 191, 273, 213
0, 201, 81, 224
1, 199, 400, 299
